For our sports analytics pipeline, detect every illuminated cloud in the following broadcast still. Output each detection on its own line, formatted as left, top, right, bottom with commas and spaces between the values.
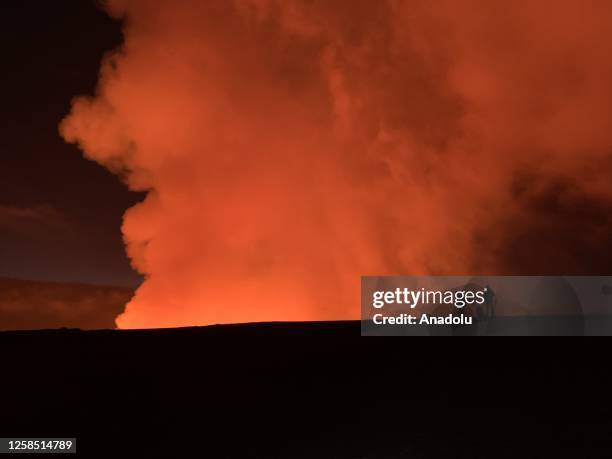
61, 0, 612, 328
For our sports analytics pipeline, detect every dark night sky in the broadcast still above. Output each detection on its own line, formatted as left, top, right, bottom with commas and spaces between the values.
1, 1, 143, 287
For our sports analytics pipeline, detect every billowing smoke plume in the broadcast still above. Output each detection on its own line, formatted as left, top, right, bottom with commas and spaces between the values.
61, 0, 612, 328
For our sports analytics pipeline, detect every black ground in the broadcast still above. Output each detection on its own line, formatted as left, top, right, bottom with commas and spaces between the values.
1, 322, 610, 458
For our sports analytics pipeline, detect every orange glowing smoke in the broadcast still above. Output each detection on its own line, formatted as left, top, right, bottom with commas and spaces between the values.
61, 0, 612, 328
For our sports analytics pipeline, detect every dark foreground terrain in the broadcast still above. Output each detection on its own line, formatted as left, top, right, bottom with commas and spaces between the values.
0, 322, 610, 458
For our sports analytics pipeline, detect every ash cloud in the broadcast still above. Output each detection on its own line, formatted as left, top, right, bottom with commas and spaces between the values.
61, 0, 612, 328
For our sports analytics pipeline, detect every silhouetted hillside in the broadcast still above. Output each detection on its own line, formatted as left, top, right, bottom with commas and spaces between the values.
0, 322, 610, 457
0, 277, 132, 330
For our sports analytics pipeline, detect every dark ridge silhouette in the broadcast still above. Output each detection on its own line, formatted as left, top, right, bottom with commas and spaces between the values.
0, 277, 132, 330
0, 322, 610, 457
1, 320, 359, 336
